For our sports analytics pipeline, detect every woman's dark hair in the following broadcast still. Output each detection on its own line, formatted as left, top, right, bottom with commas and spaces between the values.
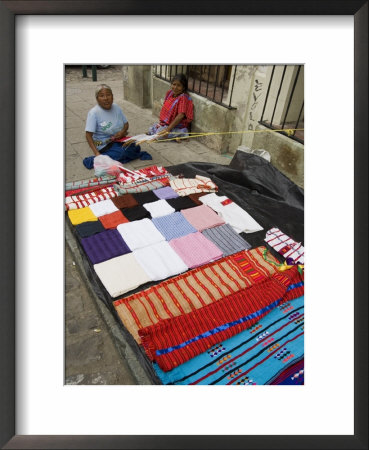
172, 73, 188, 91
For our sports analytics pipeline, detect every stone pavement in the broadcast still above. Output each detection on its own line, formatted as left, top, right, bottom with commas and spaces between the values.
65, 65, 233, 384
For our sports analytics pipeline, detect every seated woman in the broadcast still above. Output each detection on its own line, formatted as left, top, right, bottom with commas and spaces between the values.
147, 74, 194, 140
83, 84, 152, 169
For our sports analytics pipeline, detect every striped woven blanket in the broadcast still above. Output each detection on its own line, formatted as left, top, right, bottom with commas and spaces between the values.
113, 246, 281, 343
139, 265, 304, 372
153, 295, 304, 385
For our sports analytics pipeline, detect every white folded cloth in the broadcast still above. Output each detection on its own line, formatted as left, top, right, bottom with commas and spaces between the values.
133, 241, 188, 281
94, 253, 151, 297
117, 218, 165, 250
200, 193, 263, 234
143, 199, 175, 218
88, 199, 119, 217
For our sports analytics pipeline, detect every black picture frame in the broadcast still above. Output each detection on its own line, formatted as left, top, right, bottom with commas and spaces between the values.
1, 1, 367, 449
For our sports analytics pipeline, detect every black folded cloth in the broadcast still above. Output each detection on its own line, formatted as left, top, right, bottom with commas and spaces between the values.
122, 206, 152, 221
75, 220, 105, 238
167, 196, 198, 211
132, 191, 158, 205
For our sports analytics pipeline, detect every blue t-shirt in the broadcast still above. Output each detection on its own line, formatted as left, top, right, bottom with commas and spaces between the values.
85, 103, 128, 151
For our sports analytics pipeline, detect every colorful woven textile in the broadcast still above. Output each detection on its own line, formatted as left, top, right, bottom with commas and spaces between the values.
81, 229, 131, 265
200, 193, 263, 234
113, 247, 281, 343
117, 218, 165, 250
111, 194, 139, 210
75, 220, 105, 238
94, 253, 152, 298
153, 295, 304, 385
166, 196, 198, 211
169, 232, 223, 268
116, 165, 169, 184
139, 265, 304, 371
265, 228, 304, 265
152, 212, 197, 241
153, 186, 179, 200
132, 190, 161, 205
133, 241, 188, 281
99, 210, 129, 229
122, 206, 151, 221
201, 224, 252, 256
65, 182, 116, 197
65, 174, 116, 191
68, 207, 97, 226
143, 199, 175, 218
170, 175, 218, 197
181, 205, 225, 231
88, 199, 119, 217
113, 177, 175, 195
65, 186, 118, 211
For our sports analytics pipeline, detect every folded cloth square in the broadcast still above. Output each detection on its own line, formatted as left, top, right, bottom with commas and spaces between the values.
143, 199, 175, 218
94, 253, 151, 297
111, 193, 139, 210
200, 193, 263, 234
181, 204, 225, 231
75, 220, 105, 238
201, 224, 252, 256
169, 231, 223, 268
122, 206, 151, 221
81, 229, 131, 265
68, 207, 98, 225
88, 199, 119, 217
153, 186, 179, 200
132, 190, 158, 205
117, 218, 165, 250
166, 196, 198, 211
152, 212, 197, 241
99, 210, 129, 229
133, 241, 188, 281
188, 193, 207, 205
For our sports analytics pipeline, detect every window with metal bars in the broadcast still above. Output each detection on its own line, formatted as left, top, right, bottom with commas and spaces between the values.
154, 65, 236, 109
259, 65, 304, 143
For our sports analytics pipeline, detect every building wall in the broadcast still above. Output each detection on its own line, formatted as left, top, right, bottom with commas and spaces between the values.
122, 65, 152, 108
249, 124, 304, 188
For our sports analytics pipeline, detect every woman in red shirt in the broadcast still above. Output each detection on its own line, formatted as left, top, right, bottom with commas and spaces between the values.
148, 74, 194, 140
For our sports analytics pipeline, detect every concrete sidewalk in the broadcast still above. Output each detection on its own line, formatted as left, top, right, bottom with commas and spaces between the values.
65, 65, 233, 385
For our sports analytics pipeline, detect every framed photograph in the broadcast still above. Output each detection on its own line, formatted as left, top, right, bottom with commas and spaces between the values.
1, 1, 367, 449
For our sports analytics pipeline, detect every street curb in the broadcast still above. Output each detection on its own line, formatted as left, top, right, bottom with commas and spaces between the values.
65, 222, 154, 385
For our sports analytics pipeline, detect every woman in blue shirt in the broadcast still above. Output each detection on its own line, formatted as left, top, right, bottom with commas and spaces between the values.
83, 84, 151, 169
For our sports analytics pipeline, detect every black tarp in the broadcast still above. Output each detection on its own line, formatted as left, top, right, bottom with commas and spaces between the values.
67, 151, 304, 384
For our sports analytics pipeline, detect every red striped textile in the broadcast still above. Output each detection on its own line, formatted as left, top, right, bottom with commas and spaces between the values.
65, 186, 118, 210
139, 266, 304, 372
113, 246, 281, 343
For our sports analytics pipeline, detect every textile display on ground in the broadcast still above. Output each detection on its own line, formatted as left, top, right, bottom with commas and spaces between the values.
66, 151, 304, 384
139, 265, 303, 371
153, 295, 304, 385
113, 246, 282, 343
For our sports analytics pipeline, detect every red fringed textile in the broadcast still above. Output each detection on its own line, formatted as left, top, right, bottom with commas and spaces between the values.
139, 266, 304, 372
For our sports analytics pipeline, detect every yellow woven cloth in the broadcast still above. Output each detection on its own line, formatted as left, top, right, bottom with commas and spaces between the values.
68, 207, 98, 225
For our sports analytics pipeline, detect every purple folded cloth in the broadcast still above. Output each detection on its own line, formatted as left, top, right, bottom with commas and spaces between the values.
169, 231, 223, 269
81, 229, 131, 265
153, 186, 179, 200
152, 212, 197, 241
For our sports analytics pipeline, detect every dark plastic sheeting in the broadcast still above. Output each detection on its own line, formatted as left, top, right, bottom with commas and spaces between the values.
67, 151, 304, 384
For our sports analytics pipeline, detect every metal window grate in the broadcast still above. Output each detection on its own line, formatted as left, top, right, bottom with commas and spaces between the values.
260, 65, 304, 143
154, 65, 236, 109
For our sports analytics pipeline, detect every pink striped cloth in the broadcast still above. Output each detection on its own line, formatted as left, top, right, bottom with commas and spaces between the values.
169, 231, 223, 269
181, 204, 225, 231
